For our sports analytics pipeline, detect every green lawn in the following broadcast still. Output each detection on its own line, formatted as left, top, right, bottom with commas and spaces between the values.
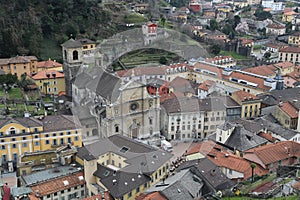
0, 89, 4, 97
8, 88, 23, 99
220, 50, 248, 60
124, 13, 147, 24
223, 195, 298, 200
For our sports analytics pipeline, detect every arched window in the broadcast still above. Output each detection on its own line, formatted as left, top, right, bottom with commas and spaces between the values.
115, 125, 119, 133
73, 50, 78, 60
64, 50, 67, 60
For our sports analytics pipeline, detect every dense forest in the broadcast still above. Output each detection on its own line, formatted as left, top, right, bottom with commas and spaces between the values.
0, 0, 129, 60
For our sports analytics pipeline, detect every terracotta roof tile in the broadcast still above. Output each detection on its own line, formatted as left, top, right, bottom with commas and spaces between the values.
279, 46, 300, 53
267, 24, 285, 29
233, 90, 259, 102
135, 191, 168, 200
81, 192, 113, 200
30, 172, 85, 196
274, 62, 294, 69
32, 70, 64, 80
258, 132, 277, 143
240, 38, 254, 45
37, 59, 62, 69
280, 101, 299, 118
245, 141, 300, 165
244, 65, 277, 76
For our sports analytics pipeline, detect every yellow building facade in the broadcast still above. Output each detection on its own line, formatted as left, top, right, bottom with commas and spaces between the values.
0, 115, 82, 166
32, 70, 66, 95
0, 56, 38, 79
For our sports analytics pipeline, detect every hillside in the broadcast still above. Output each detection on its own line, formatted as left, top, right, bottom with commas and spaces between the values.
0, 0, 135, 61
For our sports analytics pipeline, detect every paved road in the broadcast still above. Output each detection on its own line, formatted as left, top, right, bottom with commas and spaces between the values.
170, 141, 196, 162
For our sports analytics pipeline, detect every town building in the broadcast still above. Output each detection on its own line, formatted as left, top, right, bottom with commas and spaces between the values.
209, 121, 268, 155
266, 24, 286, 36
282, 11, 298, 23
278, 46, 300, 64
243, 141, 300, 173
231, 90, 261, 118
205, 56, 237, 68
31, 70, 65, 95
160, 95, 240, 140
21, 166, 85, 200
247, 0, 261, 5
275, 101, 299, 130
261, 0, 285, 12
76, 135, 172, 200
0, 115, 82, 171
37, 58, 63, 72
61, 38, 96, 97
186, 140, 268, 181
288, 31, 300, 46
0, 56, 38, 79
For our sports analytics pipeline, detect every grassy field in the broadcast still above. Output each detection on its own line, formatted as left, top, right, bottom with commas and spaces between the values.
8, 88, 23, 99
220, 50, 249, 60
222, 195, 298, 200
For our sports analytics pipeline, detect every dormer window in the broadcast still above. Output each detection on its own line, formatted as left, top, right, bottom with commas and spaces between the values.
10, 127, 16, 135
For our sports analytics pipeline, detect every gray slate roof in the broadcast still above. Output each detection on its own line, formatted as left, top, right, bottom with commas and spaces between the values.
161, 96, 227, 114
178, 158, 235, 191
77, 134, 172, 174
258, 88, 300, 106
146, 169, 203, 200
224, 125, 268, 151
61, 38, 82, 48
93, 164, 150, 198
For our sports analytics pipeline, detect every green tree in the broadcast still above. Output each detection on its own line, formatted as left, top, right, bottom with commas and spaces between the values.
159, 56, 168, 65
251, 163, 256, 182
209, 19, 219, 31
211, 44, 221, 55
254, 7, 272, 20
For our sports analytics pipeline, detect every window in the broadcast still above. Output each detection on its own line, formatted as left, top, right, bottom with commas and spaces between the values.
45, 140, 49, 145
22, 129, 26, 133
22, 137, 26, 140
12, 144, 16, 148
74, 136, 78, 141
60, 138, 64, 145
128, 192, 132, 198
68, 137, 72, 144
1, 145, 5, 150
22, 143, 27, 147
229, 169, 233, 174
2, 155, 6, 162
136, 187, 140, 193
171, 126, 174, 131
149, 118, 152, 125
10, 128, 16, 135
53, 139, 57, 146
115, 125, 119, 133
60, 132, 64, 136
46, 134, 49, 137
34, 141, 39, 146
73, 50, 78, 60
54, 87, 57, 92
67, 132, 71, 135
144, 183, 147, 188
53, 133, 56, 137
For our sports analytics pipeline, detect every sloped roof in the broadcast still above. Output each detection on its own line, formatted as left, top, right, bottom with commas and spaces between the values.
41, 115, 81, 132
233, 90, 259, 102
93, 164, 150, 199
224, 125, 268, 152
245, 141, 300, 165
279, 101, 299, 118
95, 71, 121, 102
61, 38, 82, 48
0, 117, 43, 128
244, 65, 277, 77
30, 171, 84, 196
136, 192, 167, 200
279, 46, 300, 53
32, 70, 64, 80
37, 59, 62, 69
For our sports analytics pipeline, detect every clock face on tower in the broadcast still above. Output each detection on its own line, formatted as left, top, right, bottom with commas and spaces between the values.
130, 102, 138, 111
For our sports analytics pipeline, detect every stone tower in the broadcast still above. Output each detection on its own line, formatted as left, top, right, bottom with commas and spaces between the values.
61, 38, 83, 97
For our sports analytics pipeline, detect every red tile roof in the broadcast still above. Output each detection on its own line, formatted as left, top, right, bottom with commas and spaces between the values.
135, 191, 168, 200
274, 62, 294, 69
279, 46, 300, 53
160, 91, 185, 103
284, 11, 297, 16
32, 70, 64, 80
233, 90, 259, 102
82, 192, 113, 200
267, 24, 285, 29
280, 101, 299, 118
244, 65, 277, 76
240, 38, 254, 45
186, 141, 267, 180
30, 172, 85, 196
245, 141, 300, 165
258, 132, 277, 143
37, 59, 62, 69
